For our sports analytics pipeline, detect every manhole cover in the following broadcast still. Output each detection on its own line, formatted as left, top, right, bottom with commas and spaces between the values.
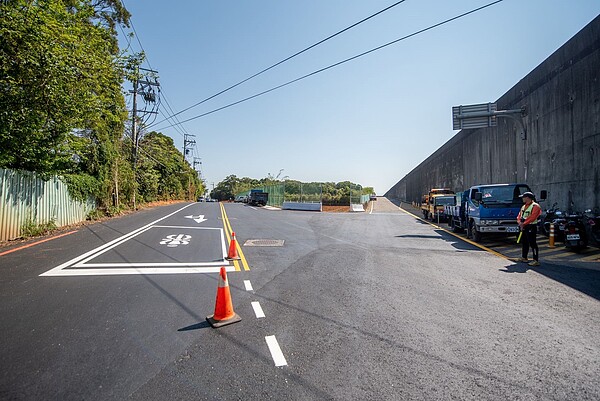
243, 239, 285, 247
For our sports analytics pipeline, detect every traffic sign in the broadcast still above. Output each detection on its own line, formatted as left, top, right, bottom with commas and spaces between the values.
452, 102, 497, 130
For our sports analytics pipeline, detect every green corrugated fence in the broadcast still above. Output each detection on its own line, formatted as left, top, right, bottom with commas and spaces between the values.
0, 169, 95, 241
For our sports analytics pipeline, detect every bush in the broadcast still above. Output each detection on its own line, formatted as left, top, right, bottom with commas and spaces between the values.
62, 174, 101, 202
20, 218, 57, 238
86, 208, 104, 221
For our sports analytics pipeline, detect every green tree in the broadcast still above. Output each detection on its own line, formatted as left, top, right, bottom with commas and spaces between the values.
137, 131, 204, 202
211, 175, 240, 201
0, 0, 129, 208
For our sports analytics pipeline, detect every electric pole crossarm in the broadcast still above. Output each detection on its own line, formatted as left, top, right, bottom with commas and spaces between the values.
138, 80, 160, 86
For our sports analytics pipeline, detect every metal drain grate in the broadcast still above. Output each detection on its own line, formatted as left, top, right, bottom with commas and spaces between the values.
243, 239, 285, 247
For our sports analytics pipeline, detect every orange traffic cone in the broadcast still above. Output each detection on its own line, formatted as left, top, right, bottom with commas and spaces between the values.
206, 267, 241, 328
227, 232, 241, 260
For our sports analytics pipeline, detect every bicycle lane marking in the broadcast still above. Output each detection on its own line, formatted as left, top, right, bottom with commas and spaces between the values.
40, 203, 234, 276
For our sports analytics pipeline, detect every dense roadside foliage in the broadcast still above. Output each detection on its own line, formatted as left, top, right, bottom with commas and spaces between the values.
136, 132, 202, 203
0, 0, 204, 212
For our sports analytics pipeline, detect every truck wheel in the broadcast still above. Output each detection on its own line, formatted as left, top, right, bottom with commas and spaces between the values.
470, 221, 482, 242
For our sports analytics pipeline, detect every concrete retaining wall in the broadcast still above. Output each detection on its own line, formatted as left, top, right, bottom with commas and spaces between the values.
385, 15, 600, 213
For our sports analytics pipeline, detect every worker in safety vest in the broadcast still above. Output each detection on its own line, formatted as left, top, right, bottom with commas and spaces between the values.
517, 191, 542, 266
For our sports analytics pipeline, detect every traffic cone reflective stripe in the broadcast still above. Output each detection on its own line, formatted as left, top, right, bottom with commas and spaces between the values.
227, 232, 241, 260
206, 267, 241, 328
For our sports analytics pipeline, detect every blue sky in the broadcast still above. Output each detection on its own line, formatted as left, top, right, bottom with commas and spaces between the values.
120, 0, 600, 194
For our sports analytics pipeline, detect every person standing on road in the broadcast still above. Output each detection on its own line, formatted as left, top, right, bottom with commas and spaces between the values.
517, 191, 542, 266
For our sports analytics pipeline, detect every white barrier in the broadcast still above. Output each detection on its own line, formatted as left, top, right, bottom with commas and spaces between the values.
350, 203, 365, 212
281, 202, 322, 212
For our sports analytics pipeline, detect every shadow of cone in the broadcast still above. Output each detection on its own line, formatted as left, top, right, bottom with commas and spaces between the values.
227, 232, 241, 260
206, 267, 241, 328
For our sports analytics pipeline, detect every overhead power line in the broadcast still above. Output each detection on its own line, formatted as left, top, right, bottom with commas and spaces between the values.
153, 0, 504, 131
121, 0, 190, 138
148, 0, 409, 128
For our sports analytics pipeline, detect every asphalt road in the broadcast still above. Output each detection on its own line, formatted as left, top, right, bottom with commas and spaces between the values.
1, 199, 599, 400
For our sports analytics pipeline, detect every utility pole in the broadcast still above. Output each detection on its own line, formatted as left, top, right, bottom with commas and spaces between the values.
131, 66, 139, 210
129, 65, 160, 210
183, 134, 196, 162
193, 157, 202, 178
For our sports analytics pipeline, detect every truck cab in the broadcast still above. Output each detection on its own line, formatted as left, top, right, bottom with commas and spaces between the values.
249, 189, 269, 206
430, 195, 456, 222
466, 183, 534, 242
421, 188, 454, 219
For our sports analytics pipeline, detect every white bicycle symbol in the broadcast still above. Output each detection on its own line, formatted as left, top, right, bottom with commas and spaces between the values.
160, 234, 192, 248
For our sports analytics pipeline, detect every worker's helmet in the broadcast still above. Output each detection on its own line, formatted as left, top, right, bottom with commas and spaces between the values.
520, 191, 535, 200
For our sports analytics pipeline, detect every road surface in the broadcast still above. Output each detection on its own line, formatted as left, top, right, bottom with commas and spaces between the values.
1, 199, 599, 400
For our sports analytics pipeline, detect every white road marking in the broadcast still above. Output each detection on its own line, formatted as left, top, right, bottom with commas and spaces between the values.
265, 335, 287, 367
73, 262, 229, 268
40, 204, 195, 276
40, 266, 236, 276
40, 205, 235, 277
251, 301, 265, 318
244, 280, 253, 291
72, 226, 223, 267
160, 234, 192, 247
184, 215, 208, 223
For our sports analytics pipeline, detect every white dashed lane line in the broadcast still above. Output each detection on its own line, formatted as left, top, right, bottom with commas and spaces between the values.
265, 335, 288, 367
244, 279, 288, 366
251, 301, 265, 318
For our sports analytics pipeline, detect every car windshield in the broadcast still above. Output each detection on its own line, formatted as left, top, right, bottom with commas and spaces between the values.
434, 197, 455, 206
480, 185, 530, 206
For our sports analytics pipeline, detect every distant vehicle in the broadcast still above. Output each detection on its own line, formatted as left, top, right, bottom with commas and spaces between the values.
197, 197, 205, 202
249, 189, 268, 206
234, 195, 246, 203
